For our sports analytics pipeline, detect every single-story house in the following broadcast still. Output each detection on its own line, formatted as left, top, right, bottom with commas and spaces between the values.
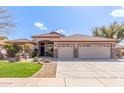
0, 40, 6, 51
0, 40, 7, 58
5, 38, 37, 55
31, 32, 118, 59
5, 38, 37, 49
115, 45, 124, 58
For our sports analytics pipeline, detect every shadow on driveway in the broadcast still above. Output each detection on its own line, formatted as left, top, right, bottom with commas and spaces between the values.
57, 58, 124, 62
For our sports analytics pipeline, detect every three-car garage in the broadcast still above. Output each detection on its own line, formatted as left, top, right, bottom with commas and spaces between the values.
57, 43, 112, 59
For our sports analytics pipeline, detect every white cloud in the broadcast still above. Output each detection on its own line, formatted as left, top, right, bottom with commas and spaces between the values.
110, 6, 124, 18
56, 29, 65, 34
34, 22, 48, 30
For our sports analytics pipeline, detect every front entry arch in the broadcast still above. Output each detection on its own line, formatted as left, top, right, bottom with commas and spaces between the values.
39, 40, 54, 57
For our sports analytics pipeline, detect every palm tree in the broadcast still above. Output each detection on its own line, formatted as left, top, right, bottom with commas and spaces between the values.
92, 22, 124, 42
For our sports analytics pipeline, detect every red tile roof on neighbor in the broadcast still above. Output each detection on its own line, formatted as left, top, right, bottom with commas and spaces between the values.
31, 32, 65, 38
51, 34, 118, 42
5, 38, 37, 45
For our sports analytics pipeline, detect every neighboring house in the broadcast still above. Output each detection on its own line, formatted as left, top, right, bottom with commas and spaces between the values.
5, 38, 37, 49
0, 40, 6, 51
31, 32, 118, 59
6, 38, 37, 50
115, 45, 124, 58
0, 40, 7, 59
6, 38, 36, 45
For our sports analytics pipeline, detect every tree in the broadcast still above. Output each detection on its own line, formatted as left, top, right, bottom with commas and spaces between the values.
92, 22, 124, 42
0, 36, 8, 40
0, 8, 15, 36
4, 44, 22, 57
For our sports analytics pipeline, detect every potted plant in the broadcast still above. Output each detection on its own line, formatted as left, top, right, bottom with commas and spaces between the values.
121, 52, 124, 59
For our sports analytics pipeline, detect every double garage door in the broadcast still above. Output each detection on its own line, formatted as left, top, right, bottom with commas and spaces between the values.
58, 44, 111, 59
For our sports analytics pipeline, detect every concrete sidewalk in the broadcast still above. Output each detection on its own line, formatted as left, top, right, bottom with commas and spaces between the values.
1, 77, 124, 87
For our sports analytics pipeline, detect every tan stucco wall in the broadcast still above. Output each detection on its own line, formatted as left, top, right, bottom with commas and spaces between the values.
54, 42, 116, 58
33, 37, 117, 58
32, 38, 53, 42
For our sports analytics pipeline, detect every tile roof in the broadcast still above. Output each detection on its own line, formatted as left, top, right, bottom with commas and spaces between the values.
51, 34, 118, 42
6, 38, 37, 44
32, 31, 65, 38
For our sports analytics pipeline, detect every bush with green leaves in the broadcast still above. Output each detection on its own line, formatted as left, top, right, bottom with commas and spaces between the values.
4, 44, 23, 57
32, 48, 38, 58
121, 52, 124, 56
33, 57, 39, 62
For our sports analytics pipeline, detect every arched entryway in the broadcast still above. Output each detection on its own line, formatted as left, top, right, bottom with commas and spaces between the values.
39, 40, 54, 57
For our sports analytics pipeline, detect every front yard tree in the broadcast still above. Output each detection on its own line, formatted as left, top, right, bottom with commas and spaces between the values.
0, 8, 15, 37
92, 22, 124, 42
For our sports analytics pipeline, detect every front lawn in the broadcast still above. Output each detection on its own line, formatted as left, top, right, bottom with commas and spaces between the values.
0, 62, 43, 77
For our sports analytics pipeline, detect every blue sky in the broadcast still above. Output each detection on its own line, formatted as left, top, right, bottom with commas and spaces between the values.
1, 6, 124, 42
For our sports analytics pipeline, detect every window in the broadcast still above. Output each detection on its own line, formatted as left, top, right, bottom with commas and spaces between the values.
87, 45, 89, 47
67, 45, 69, 47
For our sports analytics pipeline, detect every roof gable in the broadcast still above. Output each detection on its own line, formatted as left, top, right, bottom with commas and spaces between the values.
32, 31, 64, 38
49, 32, 65, 36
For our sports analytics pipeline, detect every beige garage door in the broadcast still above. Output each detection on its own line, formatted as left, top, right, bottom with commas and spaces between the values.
58, 45, 74, 58
78, 44, 111, 58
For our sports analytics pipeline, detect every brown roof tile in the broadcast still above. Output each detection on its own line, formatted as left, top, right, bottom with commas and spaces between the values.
6, 38, 37, 45
51, 34, 118, 42
32, 31, 65, 38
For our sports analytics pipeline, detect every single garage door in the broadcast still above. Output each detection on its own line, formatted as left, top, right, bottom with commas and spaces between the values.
58, 45, 74, 58
78, 44, 111, 58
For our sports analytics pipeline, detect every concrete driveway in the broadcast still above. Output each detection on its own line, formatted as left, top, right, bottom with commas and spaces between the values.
56, 59, 124, 87
1, 59, 124, 87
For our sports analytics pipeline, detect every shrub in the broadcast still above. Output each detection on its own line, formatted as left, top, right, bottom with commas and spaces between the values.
9, 58, 17, 63
23, 53, 30, 59
122, 52, 124, 56
4, 44, 23, 57
33, 57, 39, 62
32, 48, 38, 58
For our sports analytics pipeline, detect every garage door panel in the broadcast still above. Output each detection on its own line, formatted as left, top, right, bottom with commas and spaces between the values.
58, 47, 74, 58
78, 47, 111, 58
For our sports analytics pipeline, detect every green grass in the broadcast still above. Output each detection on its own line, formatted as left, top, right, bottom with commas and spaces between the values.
0, 62, 43, 77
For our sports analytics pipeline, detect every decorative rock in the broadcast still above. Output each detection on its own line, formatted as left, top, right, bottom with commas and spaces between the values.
43, 59, 51, 63
9, 58, 17, 62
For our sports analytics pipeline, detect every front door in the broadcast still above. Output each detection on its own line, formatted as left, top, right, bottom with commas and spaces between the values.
40, 43, 45, 56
